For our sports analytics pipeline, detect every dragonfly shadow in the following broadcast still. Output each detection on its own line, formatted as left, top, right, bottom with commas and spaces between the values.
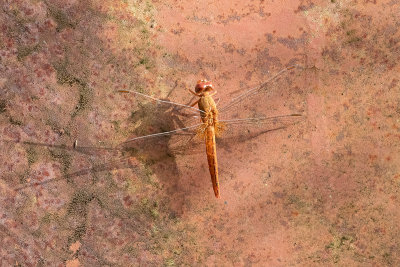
120, 97, 198, 212
5, 93, 196, 194
0, 139, 133, 191
1, 138, 155, 254
218, 125, 290, 150
4, 95, 197, 215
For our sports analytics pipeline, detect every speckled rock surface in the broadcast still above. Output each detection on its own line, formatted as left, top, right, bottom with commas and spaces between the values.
0, 0, 399, 266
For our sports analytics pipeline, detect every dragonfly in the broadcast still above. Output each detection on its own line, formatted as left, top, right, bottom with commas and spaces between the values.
116, 64, 305, 198
12, 64, 304, 198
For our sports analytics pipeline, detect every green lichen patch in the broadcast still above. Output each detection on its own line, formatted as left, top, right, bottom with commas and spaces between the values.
138, 56, 154, 70
131, 45, 155, 70
17, 44, 40, 61
0, 100, 6, 113
67, 190, 94, 216
41, 212, 60, 225
19, 170, 30, 184
71, 83, 93, 117
9, 116, 23, 126
140, 198, 160, 219
111, 120, 121, 132
54, 62, 79, 86
70, 224, 87, 244
48, 6, 76, 32
345, 29, 361, 45
66, 190, 95, 244
383, 252, 393, 265
325, 235, 354, 250
122, 244, 138, 256
49, 149, 71, 175
140, 164, 159, 186
26, 146, 38, 165
53, 62, 93, 117
45, 119, 69, 136
325, 235, 355, 263
165, 258, 175, 266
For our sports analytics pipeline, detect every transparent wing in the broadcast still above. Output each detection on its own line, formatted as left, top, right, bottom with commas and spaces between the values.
117, 89, 204, 130
117, 123, 205, 159
117, 65, 305, 137
10, 113, 304, 190
217, 114, 304, 149
115, 113, 304, 159
7, 124, 205, 191
218, 65, 305, 122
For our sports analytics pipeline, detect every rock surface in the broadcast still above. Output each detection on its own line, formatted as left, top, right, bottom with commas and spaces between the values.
0, 0, 399, 266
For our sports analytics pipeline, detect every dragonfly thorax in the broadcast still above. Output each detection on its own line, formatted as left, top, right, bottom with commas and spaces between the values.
204, 111, 214, 126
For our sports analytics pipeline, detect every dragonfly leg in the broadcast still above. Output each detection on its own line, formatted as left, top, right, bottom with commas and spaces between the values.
190, 99, 200, 107
209, 90, 217, 97
188, 89, 201, 97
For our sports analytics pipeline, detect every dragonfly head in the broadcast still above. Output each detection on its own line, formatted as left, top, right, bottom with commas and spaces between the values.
195, 79, 214, 94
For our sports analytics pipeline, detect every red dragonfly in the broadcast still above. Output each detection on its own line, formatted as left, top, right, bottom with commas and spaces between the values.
116, 65, 305, 198
13, 65, 304, 197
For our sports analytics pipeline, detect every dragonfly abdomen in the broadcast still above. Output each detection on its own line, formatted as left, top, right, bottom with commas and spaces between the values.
205, 125, 220, 198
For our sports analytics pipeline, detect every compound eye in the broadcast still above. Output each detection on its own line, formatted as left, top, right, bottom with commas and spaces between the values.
195, 83, 205, 93
195, 80, 213, 93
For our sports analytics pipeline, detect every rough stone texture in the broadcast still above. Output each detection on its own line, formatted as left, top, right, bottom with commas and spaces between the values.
0, 0, 399, 266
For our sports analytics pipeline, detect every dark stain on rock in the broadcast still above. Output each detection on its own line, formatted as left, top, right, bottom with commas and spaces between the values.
388, 79, 398, 89
254, 48, 282, 75
277, 32, 309, 51
222, 42, 235, 54
265, 33, 275, 44
295, 1, 315, 13
273, 191, 285, 199
217, 13, 241, 25
189, 15, 212, 25
322, 46, 341, 62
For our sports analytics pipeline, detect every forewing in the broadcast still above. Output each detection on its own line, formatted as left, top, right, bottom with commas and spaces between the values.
117, 123, 205, 163
118, 89, 202, 132
218, 65, 306, 122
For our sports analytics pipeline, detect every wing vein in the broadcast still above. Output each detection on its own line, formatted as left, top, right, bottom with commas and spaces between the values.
118, 90, 205, 114
220, 114, 302, 125
219, 64, 302, 114
118, 124, 202, 145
